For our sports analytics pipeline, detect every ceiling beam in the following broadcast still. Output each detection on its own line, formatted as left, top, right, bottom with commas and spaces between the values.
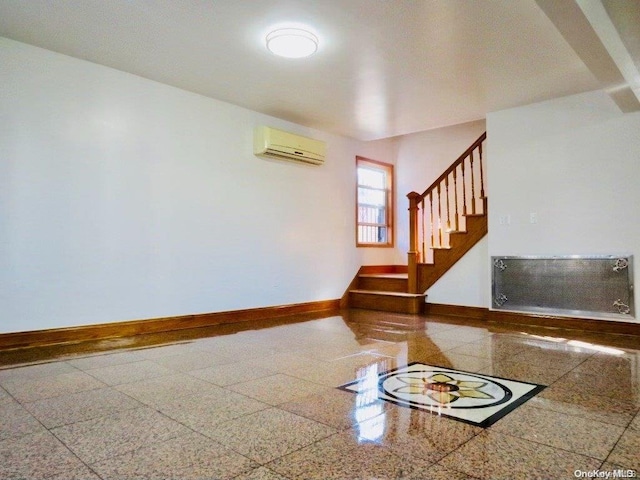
536, 0, 640, 112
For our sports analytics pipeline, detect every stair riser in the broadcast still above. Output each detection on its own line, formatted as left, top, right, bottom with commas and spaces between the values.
349, 292, 424, 314
358, 277, 408, 292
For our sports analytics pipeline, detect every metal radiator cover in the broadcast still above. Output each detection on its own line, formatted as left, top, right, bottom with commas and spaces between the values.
491, 256, 635, 320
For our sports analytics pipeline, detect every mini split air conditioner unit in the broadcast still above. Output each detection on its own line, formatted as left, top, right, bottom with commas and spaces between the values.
254, 126, 326, 165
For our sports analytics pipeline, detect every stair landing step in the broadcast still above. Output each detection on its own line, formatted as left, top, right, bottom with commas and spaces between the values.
464, 213, 486, 217
350, 290, 425, 298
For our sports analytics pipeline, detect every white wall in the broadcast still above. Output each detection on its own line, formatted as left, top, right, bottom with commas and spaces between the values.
488, 90, 640, 318
0, 38, 396, 333
395, 120, 488, 306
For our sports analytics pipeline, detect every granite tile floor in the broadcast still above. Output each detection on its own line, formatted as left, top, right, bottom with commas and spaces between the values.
0, 309, 639, 479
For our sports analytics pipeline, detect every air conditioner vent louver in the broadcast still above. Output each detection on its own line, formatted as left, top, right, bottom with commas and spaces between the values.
254, 126, 326, 165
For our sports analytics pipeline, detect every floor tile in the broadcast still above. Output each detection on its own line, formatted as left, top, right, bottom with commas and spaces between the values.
0, 397, 46, 441
227, 373, 327, 406
606, 428, 640, 471
23, 386, 142, 428
452, 336, 529, 361
115, 373, 220, 407
152, 350, 235, 372
554, 370, 640, 405
423, 351, 492, 372
47, 465, 103, 480
426, 463, 481, 480
439, 431, 601, 479
0, 431, 87, 479
285, 360, 379, 388
476, 361, 568, 386
533, 384, 638, 427
350, 405, 482, 463
267, 430, 423, 480
573, 351, 640, 380
204, 407, 336, 464
245, 352, 325, 373
490, 403, 625, 459
51, 406, 191, 464
234, 466, 291, 480
91, 431, 257, 480
188, 361, 275, 386
279, 387, 389, 430
157, 388, 269, 434
508, 346, 592, 371
135, 342, 202, 359
67, 350, 147, 370
84, 359, 174, 386
0, 361, 78, 382
429, 329, 492, 343
1, 371, 105, 403
630, 411, 640, 431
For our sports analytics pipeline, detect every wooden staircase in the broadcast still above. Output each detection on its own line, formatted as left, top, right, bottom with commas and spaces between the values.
346, 132, 487, 314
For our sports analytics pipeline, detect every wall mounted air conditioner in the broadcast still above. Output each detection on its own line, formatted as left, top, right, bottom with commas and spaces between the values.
254, 126, 326, 165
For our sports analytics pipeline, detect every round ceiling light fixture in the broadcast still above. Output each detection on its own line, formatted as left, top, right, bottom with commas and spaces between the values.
266, 28, 318, 59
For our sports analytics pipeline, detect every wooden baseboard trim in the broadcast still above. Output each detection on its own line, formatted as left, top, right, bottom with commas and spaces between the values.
426, 303, 488, 319
426, 303, 640, 336
0, 299, 341, 350
487, 309, 640, 336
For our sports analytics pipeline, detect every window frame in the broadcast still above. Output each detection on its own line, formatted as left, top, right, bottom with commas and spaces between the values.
355, 156, 394, 248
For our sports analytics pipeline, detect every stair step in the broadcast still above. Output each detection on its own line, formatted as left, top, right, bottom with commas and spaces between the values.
349, 289, 426, 314
464, 213, 485, 217
349, 290, 424, 297
430, 246, 451, 250
359, 273, 408, 279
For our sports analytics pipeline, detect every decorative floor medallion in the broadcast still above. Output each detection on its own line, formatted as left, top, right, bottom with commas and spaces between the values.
338, 362, 545, 428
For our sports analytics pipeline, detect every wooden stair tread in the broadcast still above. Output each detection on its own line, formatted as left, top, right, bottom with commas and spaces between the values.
350, 289, 425, 298
430, 246, 451, 250
464, 213, 486, 217
359, 273, 408, 279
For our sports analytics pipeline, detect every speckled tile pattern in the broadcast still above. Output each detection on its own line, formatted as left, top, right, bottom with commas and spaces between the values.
204, 407, 336, 463
0, 397, 46, 441
156, 388, 269, 434
23, 386, 142, 428
84, 359, 174, 385
51, 407, 191, 464
279, 387, 389, 430
114, 373, 220, 407
0, 309, 638, 479
227, 373, 328, 406
606, 428, 640, 471
490, 403, 625, 459
91, 431, 258, 479
0, 431, 87, 479
234, 466, 291, 480
1, 370, 106, 403
439, 431, 602, 479
188, 361, 275, 386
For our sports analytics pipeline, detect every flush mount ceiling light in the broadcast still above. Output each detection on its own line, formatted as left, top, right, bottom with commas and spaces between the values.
266, 28, 318, 58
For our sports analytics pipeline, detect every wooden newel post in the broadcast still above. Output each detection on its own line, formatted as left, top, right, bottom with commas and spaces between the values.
407, 191, 421, 294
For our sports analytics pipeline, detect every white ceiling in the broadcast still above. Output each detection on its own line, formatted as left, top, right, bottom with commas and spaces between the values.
0, 0, 638, 140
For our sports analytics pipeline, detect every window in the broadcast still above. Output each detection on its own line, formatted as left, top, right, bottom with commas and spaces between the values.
356, 157, 393, 247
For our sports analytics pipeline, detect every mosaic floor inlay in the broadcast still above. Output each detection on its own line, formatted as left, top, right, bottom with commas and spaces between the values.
338, 362, 545, 427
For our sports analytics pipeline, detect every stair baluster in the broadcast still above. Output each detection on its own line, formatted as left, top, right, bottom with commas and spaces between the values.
470, 150, 476, 215
453, 167, 459, 232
